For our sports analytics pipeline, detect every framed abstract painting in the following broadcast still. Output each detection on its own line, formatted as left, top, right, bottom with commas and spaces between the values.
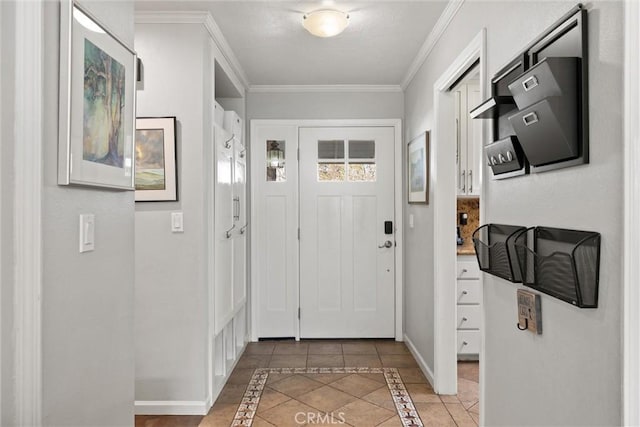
134, 117, 178, 202
58, 0, 137, 189
407, 131, 429, 204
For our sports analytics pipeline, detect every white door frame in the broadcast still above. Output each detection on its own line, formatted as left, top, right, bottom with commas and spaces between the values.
250, 119, 404, 341
431, 30, 486, 398
623, 1, 640, 425
13, 0, 44, 425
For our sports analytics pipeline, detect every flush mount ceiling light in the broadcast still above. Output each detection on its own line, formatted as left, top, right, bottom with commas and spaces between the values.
303, 10, 349, 38
73, 7, 105, 33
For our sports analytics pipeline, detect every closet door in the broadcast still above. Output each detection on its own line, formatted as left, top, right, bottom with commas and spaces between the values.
214, 126, 234, 334
233, 138, 247, 311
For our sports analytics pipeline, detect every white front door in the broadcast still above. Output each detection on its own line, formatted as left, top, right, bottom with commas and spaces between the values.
299, 127, 395, 338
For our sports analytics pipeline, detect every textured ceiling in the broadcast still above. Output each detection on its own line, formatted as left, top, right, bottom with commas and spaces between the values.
135, 1, 450, 86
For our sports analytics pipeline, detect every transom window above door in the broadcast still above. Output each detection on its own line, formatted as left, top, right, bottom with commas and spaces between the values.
317, 139, 376, 182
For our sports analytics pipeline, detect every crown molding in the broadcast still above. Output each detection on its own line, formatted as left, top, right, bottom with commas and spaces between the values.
135, 11, 250, 91
401, 0, 465, 90
248, 84, 403, 94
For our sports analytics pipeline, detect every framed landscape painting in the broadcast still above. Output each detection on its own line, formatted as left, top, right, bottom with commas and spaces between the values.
408, 132, 429, 204
58, 0, 137, 189
135, 117, 178, 202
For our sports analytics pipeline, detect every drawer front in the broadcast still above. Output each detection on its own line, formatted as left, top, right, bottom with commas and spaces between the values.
457, 261, 480, 280
457, 305, 481, 330
457, 280, 481, 304
457, 330, 480, 355
508, 57, 578, 110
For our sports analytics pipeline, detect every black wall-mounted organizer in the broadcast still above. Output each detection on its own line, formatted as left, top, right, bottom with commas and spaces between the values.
514, 227, 601, 308
473, 224, 601, 308
470, 4, 588, 179
473, 224, 526, 282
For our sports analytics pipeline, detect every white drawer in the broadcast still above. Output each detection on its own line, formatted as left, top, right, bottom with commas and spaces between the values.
224, 111, 243, 140
456, 280, 481, 304
457, 330, 480, 355
457, 305, 481, 330
457, 260, 480, 280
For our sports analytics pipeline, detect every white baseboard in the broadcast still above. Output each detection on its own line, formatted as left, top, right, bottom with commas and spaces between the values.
403, 333, 436, 388
134, 400, 209, 416
135, 330, 249, 416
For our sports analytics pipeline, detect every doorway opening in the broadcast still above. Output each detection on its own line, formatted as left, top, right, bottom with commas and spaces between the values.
250, 119, 404, 342
431, 29, 486, 425
450, 64, 482, 421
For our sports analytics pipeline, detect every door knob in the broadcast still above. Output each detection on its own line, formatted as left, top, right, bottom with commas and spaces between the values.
378, 240, 393, 249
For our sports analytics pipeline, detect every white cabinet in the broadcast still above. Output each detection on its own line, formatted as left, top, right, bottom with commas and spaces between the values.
232, 134, 247, 310
455, 83, 481, 196
214, 126, 234, 334
210, 118, 248, 404
456, 255, 481, 358
213, 123, 247, 335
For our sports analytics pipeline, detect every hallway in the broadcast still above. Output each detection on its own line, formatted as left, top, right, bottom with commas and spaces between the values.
136, 340, 479, 426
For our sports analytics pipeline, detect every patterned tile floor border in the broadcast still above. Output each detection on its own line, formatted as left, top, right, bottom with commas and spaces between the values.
231, 367, 424, 427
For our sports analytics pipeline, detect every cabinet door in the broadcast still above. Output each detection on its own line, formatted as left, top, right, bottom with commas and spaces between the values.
467, 84, 482, 196
214, 126, 234, 334
455, 87, 468, 196
233, 138, 247, 311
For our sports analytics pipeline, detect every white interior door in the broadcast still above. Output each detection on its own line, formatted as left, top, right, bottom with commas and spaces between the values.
299, 127, 395, 338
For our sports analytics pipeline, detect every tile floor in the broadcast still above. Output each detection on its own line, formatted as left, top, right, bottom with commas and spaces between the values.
135, 340, 479, 427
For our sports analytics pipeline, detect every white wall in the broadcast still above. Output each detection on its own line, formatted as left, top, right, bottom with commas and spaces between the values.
404, 1, 623, 425
134, 23, 210, 403
41, 1, 135, 426
247, 91, 403, 121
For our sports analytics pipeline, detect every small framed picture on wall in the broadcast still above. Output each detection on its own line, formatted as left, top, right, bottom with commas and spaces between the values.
407, 131, 429, 204
134, 117, 178, 202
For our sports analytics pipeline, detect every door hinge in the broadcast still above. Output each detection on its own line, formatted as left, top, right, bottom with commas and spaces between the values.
298, 308, 301, 319
297, 147, 300, 161
298, 228, 300, 240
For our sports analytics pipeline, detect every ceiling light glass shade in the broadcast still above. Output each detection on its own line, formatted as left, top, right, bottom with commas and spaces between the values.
73, 7, 105, 34
303, 10, 349, 38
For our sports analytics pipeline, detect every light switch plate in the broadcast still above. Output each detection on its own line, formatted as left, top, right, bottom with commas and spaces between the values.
171, 212, 184, 233
79, 214, 95, 253
517, 289, 542, 334
409, 214, 414, 229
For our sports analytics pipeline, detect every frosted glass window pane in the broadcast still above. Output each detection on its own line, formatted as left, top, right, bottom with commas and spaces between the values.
318, 140, 345, 159
267, 140, 286, 182
348, 163, 377, 182
318, 163, 345, 181
349, 140, 375, 159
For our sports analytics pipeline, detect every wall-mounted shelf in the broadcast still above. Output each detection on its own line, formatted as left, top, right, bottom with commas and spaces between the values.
469, 96, 516, 119
514, 226, 601, 308
473, 224, 526, 283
